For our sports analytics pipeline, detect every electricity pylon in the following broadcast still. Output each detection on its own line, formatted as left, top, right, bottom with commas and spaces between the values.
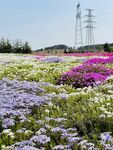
85, 9, 95, 52
74, 3, 83, 51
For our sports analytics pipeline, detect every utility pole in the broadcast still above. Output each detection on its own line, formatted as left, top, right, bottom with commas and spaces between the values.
74, 3, 83, 51
85, 9, 95, 52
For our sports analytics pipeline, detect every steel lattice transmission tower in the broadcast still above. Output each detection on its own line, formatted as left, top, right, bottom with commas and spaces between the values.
85, 9, 95, 52
74, 3, 83, 50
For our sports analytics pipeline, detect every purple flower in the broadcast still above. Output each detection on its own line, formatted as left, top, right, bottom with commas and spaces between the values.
2, 118, 15, 128
30, 135, 50, 144
17, 146, 40, 150
53, 144, 71, 150
68, 137, 82, 143
53, 145, 65, 150
100, 132, 113, 142
0, 79, 52, 129
42, 57, 63, 63
51, 127, 66, 133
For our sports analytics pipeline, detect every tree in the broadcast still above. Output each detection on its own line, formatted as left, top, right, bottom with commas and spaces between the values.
0, 38, 32, 53
0, 38, 6, 53
5, 39, 12, 53
0, 38, 12, 53
104, 43, 110, 52
13, 40, 24, 53
22, 42, 32, 54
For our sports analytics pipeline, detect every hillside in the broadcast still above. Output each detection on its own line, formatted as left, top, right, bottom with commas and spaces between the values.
36, 43, 113, 54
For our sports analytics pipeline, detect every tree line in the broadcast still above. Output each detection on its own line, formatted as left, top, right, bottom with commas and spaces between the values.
37, 43, 113, 53
37, 44, 68, 51
0, 38, 32, 53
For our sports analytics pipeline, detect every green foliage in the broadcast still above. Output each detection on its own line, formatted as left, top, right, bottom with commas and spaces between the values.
0, 38, 32, 54
44, 44, 68, 50
0, 38, 12, 53
110, 46, 113, 52
13, 40, 32, 54
1, 54, 113, 149
103, 43, 110, 52
23, 42, 32, 54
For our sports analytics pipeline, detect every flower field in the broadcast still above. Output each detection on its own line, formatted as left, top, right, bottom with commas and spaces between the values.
0, 53, 113, 150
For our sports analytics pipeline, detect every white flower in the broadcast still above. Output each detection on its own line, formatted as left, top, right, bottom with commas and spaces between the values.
2, 129, 11, 134
25, 130, 33, 135
45, 109, 50, 113
1, 145, 7, 150
47, 101, 53, 106
99, 114, 106, 118
36, 128, 46, 135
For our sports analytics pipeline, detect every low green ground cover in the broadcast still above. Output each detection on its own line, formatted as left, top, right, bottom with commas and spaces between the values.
0, 54, 113, 150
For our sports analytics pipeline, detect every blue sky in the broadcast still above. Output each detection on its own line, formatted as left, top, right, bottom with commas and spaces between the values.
0, 0, 113, 49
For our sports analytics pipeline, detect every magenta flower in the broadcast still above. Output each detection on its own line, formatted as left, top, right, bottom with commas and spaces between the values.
58, 63, 113, 88
84, 57, 113, 65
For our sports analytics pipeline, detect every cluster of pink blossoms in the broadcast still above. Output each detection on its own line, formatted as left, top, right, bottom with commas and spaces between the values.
58, 59, 113, 88
84, 57, 113, 64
